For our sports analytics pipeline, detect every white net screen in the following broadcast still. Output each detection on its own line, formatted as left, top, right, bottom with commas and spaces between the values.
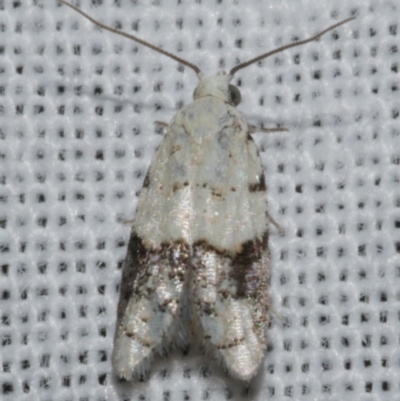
1, 0, 400, 400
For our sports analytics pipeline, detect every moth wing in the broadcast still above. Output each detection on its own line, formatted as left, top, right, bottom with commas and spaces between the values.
113, 95, 270, 381
128, 96, 269, 250
112, 105, 198, 380
191, 236, 269, 381
112, 233, 188, 380
182, 98, 270, 380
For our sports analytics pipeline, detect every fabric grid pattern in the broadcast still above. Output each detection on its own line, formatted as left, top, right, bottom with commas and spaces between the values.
0, 0, 399, 400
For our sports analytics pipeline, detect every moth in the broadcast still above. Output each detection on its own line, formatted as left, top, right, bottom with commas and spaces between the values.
57, 0, 354, 382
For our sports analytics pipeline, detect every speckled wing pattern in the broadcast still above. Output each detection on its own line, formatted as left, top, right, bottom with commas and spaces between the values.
112, 90, 270, 381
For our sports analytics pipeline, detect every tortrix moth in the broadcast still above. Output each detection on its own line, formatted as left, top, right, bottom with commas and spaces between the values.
56, 0, 354, 381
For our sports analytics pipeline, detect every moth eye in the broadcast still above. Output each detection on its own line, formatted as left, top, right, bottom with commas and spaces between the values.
229, 85, 241, 106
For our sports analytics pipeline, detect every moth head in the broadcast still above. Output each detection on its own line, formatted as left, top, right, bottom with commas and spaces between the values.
193, 72, 241, 106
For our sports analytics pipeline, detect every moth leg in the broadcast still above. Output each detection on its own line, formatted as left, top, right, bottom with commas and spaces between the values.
154, 120, 169, 127
191, 235, 269, 381
154, 121, 169, 135
248, 124, 289, 133
121, 218, 135, 225
266, 211, 284, 234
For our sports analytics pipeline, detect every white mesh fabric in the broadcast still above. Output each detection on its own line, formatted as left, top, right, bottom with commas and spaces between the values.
1, 0, 400, 400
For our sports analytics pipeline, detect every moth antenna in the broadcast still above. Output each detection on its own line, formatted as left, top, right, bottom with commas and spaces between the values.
229, 16, 356, 76
56, 0, 202, 76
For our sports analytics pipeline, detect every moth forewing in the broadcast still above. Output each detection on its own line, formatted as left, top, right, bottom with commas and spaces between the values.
56, 0, 355, 382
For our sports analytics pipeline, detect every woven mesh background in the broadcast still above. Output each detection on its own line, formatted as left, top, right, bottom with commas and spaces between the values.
1, 0, 400, 400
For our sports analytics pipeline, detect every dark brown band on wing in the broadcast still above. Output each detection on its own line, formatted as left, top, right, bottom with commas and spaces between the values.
118, 229, 268, 327
116, 232, 190, 324
229, 231, 269, 299
249, 172, 266, 192
142, 173, 151, 189
116, 232, 148, 323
